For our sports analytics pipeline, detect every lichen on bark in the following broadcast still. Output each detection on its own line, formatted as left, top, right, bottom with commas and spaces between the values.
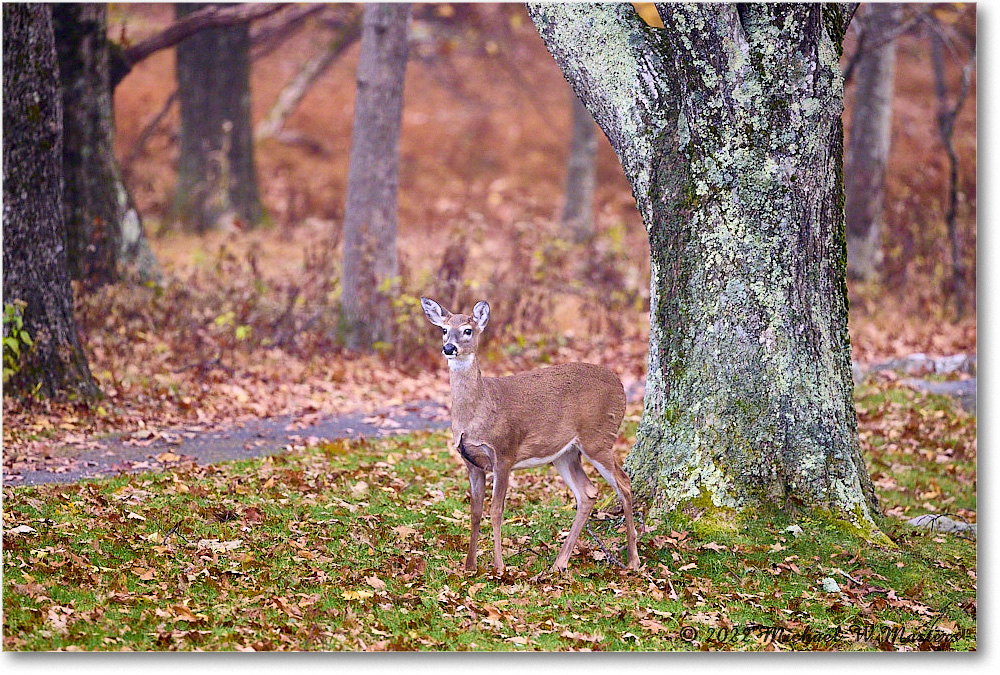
531, 3, 879, 533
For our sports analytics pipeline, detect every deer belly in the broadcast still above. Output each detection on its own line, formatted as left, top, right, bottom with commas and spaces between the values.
512, 437, 579, 470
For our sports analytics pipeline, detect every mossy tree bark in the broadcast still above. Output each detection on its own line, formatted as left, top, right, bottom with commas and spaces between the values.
340, 3, 411, 351
174, 3, 263, 232
3, 3, 100, 400
844, 3, 901, 282
530, 3, 880, 530
51, 4, 160, 286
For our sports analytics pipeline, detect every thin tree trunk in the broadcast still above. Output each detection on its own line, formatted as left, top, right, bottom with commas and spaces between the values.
845, 3, 901, 282
340, 3, 411, 351
561, 90, 598, 244
2, 3, 100, 400
530, 3, 881, 533
174, 2, 263, 232
930, 31, 974, 321
51, 3, 160, 286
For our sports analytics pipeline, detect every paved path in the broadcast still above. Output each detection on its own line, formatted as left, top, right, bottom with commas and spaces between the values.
901, 378, 976, 413
8, 401, 449, 487
6, 353, 974, 487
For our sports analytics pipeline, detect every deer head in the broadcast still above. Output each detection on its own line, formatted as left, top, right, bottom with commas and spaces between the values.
420, 297, 489, 366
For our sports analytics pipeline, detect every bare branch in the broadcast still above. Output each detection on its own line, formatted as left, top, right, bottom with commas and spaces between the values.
249, 3, 327, 61
122, 89, 178, 175
843, 12, 918, 85
256, 11, 362, 140
122, 3, 284, 67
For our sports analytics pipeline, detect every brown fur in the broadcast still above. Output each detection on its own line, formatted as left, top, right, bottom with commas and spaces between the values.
421, 296, 640, 573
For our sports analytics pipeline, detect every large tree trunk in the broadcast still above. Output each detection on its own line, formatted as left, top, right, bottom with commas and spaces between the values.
51, 3, 160, 286
561, 89, 598, 244
844, 3, 901, 282
2, 4, 100, 400
530, 3, 880, 532
340, 3, 411, 351
174, 2, 263, 232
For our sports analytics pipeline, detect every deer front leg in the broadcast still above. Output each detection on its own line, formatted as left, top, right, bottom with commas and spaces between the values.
490, 461, 511, 574
464, 460, 486, 572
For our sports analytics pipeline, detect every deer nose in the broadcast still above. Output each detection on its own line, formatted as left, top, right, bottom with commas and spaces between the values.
443, 343, 458, 356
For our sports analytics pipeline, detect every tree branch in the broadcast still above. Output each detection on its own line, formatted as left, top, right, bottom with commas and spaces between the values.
122, 89, 178, 175
256, 11, 362, 140
122, 3, 284, 67
249, 3, 326, 61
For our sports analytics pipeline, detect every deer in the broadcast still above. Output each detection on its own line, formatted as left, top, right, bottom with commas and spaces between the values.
420, 296, 640, 574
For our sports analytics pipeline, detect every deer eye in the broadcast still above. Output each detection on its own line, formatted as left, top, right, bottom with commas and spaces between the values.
463, 328, 473, 336
442, 328, 448, 335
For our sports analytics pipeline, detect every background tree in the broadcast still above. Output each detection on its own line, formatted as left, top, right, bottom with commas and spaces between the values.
3, 3, 100, 400
530, 3, 881, 532
340, 3, 412, 351
174, 2, 263, 232
844, 3, 902, 282
51, 3, 160, 286
561, 90, 598, 244
929, 17, 976, 320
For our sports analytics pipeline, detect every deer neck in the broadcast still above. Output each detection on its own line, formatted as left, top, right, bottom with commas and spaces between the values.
449, 355, 486, 429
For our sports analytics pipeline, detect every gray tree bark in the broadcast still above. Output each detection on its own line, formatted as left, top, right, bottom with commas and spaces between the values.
51, 3, 160, 286
844, 3, 901, 281
530, 3, 881, 533
174, 2, 263, 232
2, 3, 100, 400
340, 3, 411, 351
561, 89, 598, 244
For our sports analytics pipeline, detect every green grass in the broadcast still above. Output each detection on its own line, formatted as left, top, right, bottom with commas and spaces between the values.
3, 383, 976, 651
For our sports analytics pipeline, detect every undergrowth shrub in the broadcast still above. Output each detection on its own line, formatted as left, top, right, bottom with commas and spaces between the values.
73, 216, 646, 377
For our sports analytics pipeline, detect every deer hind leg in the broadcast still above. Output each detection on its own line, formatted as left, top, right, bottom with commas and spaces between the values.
582, 449, 640, 570
464, 460, 486, 572
552, 446, 598, 572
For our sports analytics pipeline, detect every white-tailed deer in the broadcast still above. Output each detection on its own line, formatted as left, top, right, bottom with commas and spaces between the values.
420, 297, 640, 573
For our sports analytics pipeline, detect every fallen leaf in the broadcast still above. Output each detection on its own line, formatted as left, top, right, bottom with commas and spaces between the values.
343, 589, 374, 601
7, 524, 36, 535
392, 524, 418, 539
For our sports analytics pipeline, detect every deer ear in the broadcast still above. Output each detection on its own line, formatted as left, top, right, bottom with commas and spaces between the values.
420, 297, 451, 328
472, 301, 490, 331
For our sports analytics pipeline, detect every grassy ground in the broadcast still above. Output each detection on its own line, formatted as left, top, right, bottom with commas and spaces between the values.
2, 381, 976, 651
